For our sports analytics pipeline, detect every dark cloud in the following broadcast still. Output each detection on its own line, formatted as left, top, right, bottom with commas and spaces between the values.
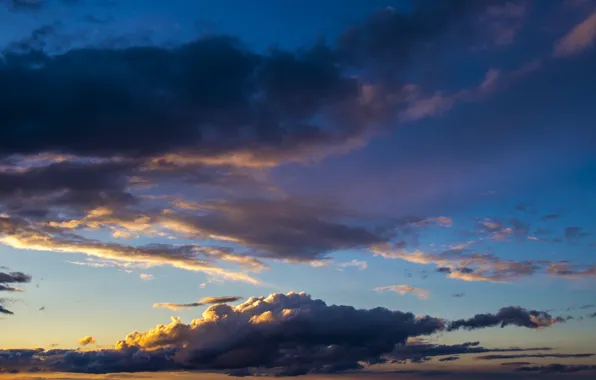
564, 226, 591, 242
0, 271, 31, 283
477, 353, 594, 360
165, 198, 396, 262
436, 267, 473, 274
588, 312, 596, 318
533, 227, 553, 236
388, 340, 554, 364
500, 362, 532, 366
153, 302, 204, 311
516, 364, 596, 373
540, 213, 560, 221
116, 292, 445, 373
8, 0, 45, 11
447, 306, 562, 331
199, 296, 243, 304
0, 0, 508, 167
0, 303, 13, 315
153, 296, 243, 310
438, 356, 460, 362
0, 268, 32, 314
0, 292, 562, 375
578, 304, 596, 310
0, 38, 362, 165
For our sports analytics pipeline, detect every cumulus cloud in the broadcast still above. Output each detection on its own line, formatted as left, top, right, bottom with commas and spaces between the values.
374, 285, 430, 300
78, 336, 96, 346
0, 292, 562, 375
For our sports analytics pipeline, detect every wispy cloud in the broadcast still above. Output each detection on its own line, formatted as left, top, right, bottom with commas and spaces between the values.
374, 285, 430, 300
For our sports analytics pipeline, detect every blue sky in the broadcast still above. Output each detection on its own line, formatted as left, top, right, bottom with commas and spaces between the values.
0, 0, 596, 377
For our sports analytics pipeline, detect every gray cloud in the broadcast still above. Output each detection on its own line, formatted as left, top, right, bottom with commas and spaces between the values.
199, 296, 243, 304
564, 226, 591, 242
0, 291, 563, 375
540, 213, 560, 221
517, 364, 596, 373
477, 353, 594, 360
154, 296, 243, 310
447, 306, 562, 331
388, 340, 554, 364
439, 356, 460, 362
374, 244, 596, 282
164, 198, 397, 262
0, 268, 32, 314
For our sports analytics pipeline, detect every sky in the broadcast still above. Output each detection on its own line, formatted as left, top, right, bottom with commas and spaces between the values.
0, 0, 596, 378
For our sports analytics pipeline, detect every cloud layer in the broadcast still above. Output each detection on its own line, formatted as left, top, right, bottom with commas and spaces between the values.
0, 292, 567, 375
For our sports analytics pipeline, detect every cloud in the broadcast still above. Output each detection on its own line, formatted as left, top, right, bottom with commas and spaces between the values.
0, 303, 13, 315
540, 213, 560, 221
477, 353, 594, 360
78, 336, 96, 346
500, 361, 532, 366
153, 296, 243, 310
517, 364, 596, 373
0, 2, 509, 292
0, 271, 31, 283
438, 356, 460, 362
0, 268, 32, 314
0, 284, 24, 292
374, 285, 430, 300
554, 10, 596, 57
164, 198, 396, 263
111, 292, 446, 373
139, 274, 153, 281
0, 1, 503, 169
336, 259, 368, 271
447, 306, 562, 331
564, 226, 591, 242
388, 340, 554, 364
0, 215, 261, 284
153, 302, 203, 311
0, 292, 562, 375
198, 296, 243, 304
372, 244, 596, 282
